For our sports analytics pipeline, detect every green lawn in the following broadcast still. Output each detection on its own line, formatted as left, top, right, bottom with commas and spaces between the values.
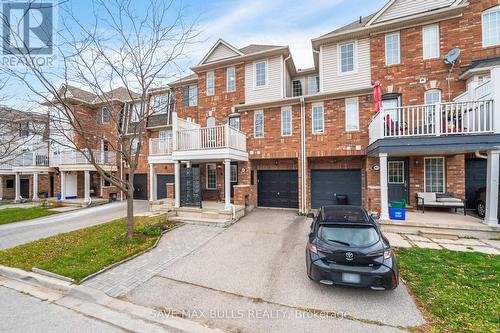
0, 207, 58, 225
397, 248, 500, 333
0, 214, 176, 282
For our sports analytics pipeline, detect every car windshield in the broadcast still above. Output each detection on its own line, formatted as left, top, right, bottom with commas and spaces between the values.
318, 225, 379, 247
320, 206, 369, 223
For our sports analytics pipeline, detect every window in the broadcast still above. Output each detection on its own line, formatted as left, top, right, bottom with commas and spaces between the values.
388, 161, 404, 184
483, 6, 500, 47
310, 76, 319, 94
339, 42, 355, 73
424, 90, 441, 105
312, 102, 324, 134
292, 80, 303, 97
226, 66, 236, 92
206, 71, 215, 96
206, 163, 217, 189
159, 130, 172, 140
228, 116, 240, 130
425, 157, 445, 193
423, 24, 439, 59
183, 85, 198, 106
131, 138, 139, 154
207, 116, 215, 127
129, 104, 141, 122
18, 122, 29, 137
345, 97, 359, 131
254, 60, 267, 88
102, 173, 111, 187
385, 32, 400, 65
101, 107, 110, 124
6, 179, 14, 188
230, 164, 238, 183
281, 106, 292, 136
254, 110, 264, 138
151, 94, 169, 114
382, 94, 401, 121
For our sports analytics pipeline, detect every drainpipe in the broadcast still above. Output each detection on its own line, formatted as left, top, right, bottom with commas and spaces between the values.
475, 150, 488, 160
300, 97, 307, 213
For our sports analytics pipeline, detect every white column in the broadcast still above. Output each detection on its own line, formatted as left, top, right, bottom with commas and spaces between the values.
14, 172, 21, 203
32, 172, 39, 201
484, 150, 499, 225
224, 159, 231, 211
0, 176, 3, 200
174, 161, 180, 208
84, 170, 90, 204
379, 153, 389, 220
60, 171, 66, 200
149, 163, 156, 201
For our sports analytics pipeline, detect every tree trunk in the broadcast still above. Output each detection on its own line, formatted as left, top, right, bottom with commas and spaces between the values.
126, 190, 134, 239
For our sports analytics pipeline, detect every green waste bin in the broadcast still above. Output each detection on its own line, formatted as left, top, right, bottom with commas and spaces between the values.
390, 200, 406, 208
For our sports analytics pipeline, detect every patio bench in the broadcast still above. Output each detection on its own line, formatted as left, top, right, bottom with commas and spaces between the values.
416, 192, 466, 215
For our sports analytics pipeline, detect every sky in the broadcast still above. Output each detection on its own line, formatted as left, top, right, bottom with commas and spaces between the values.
1, 0, 388, 110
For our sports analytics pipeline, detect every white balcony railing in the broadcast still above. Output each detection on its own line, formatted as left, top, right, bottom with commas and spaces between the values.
0, 151, 49, 170
475, 80, 492, 100
369, 100, 494, 144
176, 124, 246, 152
149, 137, 173, 156
51, 149, 116, 166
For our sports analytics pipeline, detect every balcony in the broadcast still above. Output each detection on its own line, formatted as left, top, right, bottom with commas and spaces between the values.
149, 137, 173, 156
0, 151, 50, 173
51, 149, 117, 171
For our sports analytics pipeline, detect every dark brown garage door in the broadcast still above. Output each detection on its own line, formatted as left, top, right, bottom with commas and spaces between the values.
257, 170, 298, 208
157, 174, 175, 199
311, 169, 362, 208
133, 174, 148, 200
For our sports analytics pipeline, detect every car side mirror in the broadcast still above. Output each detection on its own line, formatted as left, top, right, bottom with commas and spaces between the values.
370, 212, 380, 220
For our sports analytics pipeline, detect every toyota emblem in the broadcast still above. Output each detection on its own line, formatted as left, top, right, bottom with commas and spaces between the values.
345, 252, 354, 260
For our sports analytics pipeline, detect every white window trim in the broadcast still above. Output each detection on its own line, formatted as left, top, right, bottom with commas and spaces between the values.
206, 71, 215, 96
230, 164, 238, 183
188, 85, 198, 107
388, 161, 405, 184
337, 40, 358, 75
254, 110, 264, 138
422, 24, 440, 60
345, 97, 360, 132
482, 5, 500, 47
281, 106, 292, 137
206, 163, 217, 190
253, 59, 269, 90
311, 102, 325, 134
226, 66, 236, 92
424, 157, 446, 193
309, 75, 319, 94
424, 89, 442, 105
292, 79, 304, 97
385, 32, 400, 66
101, 107, 110, 124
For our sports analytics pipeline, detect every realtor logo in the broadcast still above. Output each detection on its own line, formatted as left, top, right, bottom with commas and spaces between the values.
2, 1, 55, 61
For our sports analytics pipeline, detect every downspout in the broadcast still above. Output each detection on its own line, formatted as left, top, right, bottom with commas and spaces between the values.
300, 97, 307, 213
475, 150, 488, 160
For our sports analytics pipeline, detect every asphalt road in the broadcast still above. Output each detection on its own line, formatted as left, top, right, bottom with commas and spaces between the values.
0, 286, 124, 333
0, 200, 149, 249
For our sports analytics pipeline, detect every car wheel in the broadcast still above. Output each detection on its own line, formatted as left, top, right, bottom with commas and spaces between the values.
477, 201, 486, 218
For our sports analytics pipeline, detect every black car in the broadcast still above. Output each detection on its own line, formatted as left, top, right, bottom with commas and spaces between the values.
475, 187, 500, 219
306, 205, 399, 290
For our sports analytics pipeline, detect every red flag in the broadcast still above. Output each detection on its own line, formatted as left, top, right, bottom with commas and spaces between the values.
373, 80, 382, 113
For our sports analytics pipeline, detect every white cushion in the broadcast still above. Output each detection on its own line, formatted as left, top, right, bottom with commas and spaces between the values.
418, 192, 436, 202
437, 197, 462, 203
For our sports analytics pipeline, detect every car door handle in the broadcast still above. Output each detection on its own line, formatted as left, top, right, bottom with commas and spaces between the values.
277, 191, 280, 196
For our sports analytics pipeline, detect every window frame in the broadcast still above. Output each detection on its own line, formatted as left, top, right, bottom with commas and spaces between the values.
206, 163, 217, 190
254, 60, 268, 89
281, 106, 292, 137
385, 32, 401, 66
151, 94, 169, 115
206, 71, 215, 96
226, 66, 236, 92
230, 164, 238, 183
424, 89, 442, 105
338, 41, 357, 74
188, 85, 198, 106
345, 97, 360, 132
101, 107, 111, 124
254, 110, 264, 138
310, 75, 319, 94
388, 161, 405, 184
422, 24, 440, 60
312, 102, 324, 134
482, 5, 500, 47
292, 79, 303, 97
424, 157, 445, 193
228, 115, 240, 131
131, 137, 140, 154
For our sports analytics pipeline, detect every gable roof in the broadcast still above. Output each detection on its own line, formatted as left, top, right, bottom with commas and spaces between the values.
198, 39, 243, 65
367, 0, 459, 25
238, 44, 284, 54
60, 84, 97, 103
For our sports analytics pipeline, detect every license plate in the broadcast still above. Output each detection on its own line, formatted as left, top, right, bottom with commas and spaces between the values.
342, 273, 360, 284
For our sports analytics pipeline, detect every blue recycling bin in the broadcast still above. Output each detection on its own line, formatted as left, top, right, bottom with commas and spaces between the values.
57, 193, 62, 200
389, 207, 406, 220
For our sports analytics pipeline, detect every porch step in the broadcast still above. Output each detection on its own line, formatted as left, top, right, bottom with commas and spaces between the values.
380, 221, 500, 240
168, 216, 233, 228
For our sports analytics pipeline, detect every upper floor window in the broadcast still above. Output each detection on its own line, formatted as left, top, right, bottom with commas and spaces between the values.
339, 42, 355, 73
254, 60, 267, 88
345, 97, 359, 131
424, 89, 441, 105
292, 80, 303, 97
228, 115, 240, 130
310, 76, 319, 94
423, 24, 439, 60
281, 106, 292, 136
206, 71, 215, 96
207, 116, 215, 127
151, 94, 169, 114
159, 130, 172, 141
482, 6, 500, 47
254, 110, 264, 138
101, 107, 110, 124
226, 66, 236, 92
18, 122, 29, 137
129, 104, 141, 122
183, 85, 198, 107
312, 102, 324, 134
131, 137, 139, 154
385, 32, 400, 65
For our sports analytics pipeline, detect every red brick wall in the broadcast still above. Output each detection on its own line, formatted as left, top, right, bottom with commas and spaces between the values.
166, 183, 174, 199
233, 185, 256, 207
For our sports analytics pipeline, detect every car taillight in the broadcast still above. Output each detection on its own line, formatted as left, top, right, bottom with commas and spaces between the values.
384, 249, 393, 260
308, 243, 317, 254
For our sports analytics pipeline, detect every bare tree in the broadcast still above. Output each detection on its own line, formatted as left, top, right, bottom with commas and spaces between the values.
0, 0, 197, 238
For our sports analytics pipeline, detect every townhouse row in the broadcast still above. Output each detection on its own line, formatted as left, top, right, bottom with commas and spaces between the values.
2, 0, 500, 225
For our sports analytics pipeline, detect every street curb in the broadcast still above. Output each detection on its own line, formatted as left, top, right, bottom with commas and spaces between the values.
80, 223, 184, 284
0, 265, 73, 293
32, 267, 75, 283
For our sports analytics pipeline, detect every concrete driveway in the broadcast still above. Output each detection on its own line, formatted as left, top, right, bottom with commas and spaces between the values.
126, 209, 424, 333
0, 200, 149, 249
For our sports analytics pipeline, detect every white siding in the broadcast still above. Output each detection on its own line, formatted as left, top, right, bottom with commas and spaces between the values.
205, 44, 240, 63
320, 38, 371, 93
245, 56, 283, 103
285, 65, 292, 98
375, 0, 455, 23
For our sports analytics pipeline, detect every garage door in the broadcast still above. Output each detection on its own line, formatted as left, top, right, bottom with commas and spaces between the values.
311, 169, 362, 208
156, 174, 175, 199
465, 159, 500, 208
133, 174, 148, 200
257, 170, 298, 208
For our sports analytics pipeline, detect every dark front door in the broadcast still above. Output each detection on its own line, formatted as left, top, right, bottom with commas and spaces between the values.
230, 162, 238, 198
181, 165, 201, 207
388, 159, 409, 203
156, 174, 174, 199
310, 169, 362, 208
133, 174, 148, 200
257, 170, 298, 208
20, 179, 30, 199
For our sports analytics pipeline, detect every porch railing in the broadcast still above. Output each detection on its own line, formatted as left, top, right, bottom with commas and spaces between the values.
369, 100, 494, 144
176, 124, 246, 152
149, 137, 173, 156
51, 149, 116, 166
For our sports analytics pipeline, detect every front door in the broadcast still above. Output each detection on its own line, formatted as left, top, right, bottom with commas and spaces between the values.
133, 174, 148, 200
180, 165, 201, 207
388, 159, 409, 203
20, 179, 30, 199
230, 162, 238, 198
